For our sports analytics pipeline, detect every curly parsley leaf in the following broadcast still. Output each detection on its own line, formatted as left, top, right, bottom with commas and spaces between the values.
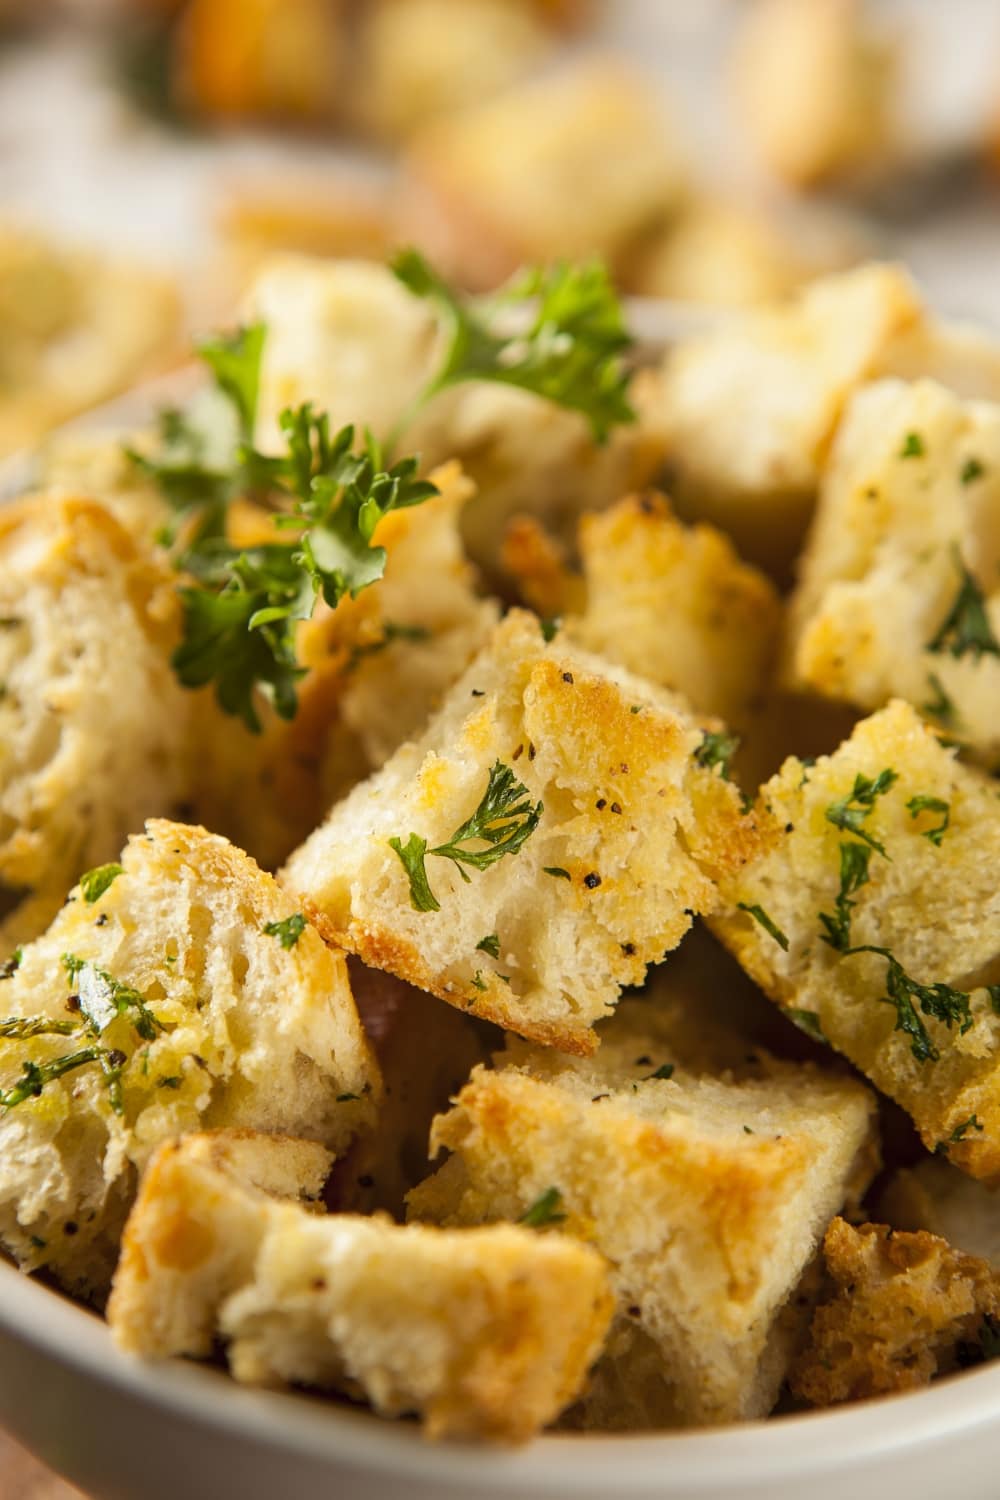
825, 768, 898, 856
928, 549, 1000, 661
390, 249, 635, 445
737, 902, 790, 952
390, 761, 543, 912
923, 671, 960, 732
197, 323, 266, 442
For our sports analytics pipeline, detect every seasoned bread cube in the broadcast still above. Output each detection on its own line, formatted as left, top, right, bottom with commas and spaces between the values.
565, 492, 782, 730
108, 1130, 614, 1443
0, 496, 192, 955
37, 433, 172, 548
398, 58, 689, 289
281, 610, 762, 1056
656, 263, 924, 573
712, 699, 1000, 1178
732, 0, 896, 190
881, 1158, 1000, 1269
785, 379, 1000, 764
353, 0, 553, 143
408, 1007, 877, 1428
0, 821, 379, 1300
791, 1218, 1000, 1406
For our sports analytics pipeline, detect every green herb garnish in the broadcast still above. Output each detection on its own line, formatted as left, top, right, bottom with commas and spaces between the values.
543, 866, 571, 880
906, 794, 950, 847
846, 945, 972, 1064
519, 1187, 567, 1228
476, 934, 501, 958
961, 457, 986, 486
79, 864, 125, 905
935, 1114, 984, 1153
737, 903, 790, 952
899, 431, 925, 459
645, 1063, 675, 1081
262, 913, 307, 949
390, 250, 635, 446
928, 549, 1000, 661
819, 841, 873, 953
825, 769, 898, 856
786, 1008, 826, 1042
923, 672, 959, 731
693, 729, 740, 781
390, 761, 542, 912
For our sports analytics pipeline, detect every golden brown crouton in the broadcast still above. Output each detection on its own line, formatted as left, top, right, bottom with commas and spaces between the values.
0, 496, 192, 955
0, 821, 379, 1300
397, 58, 689, 289
281, 610, 762, 1056
712, 699, 1000, 1179
791, 1218, 1000, 1406
567, 492, 782, 730
409, 1007, 876, 1428
108, 1130, 614, 1443
785, 378, 1000, 765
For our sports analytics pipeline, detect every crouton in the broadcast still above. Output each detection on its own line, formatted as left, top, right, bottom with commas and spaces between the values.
656, 264, 925, 574
785, 379, 1000, 765
0, 496, 193, 955
0, 820, 378, 1300
352, 0, 554, 143
397, 58, 689, 289
791, 1218, 1000, 1406
566, 492, 782, 730
36, 432, 172, 547
0, 225, 179, 459
732, 0, 896, 190
280, 610, 762, 1056
712, 699, 1000, 1179
881, 1158, 1000, 1269
631, 197, 816, 308
108, 1130, 614, 1443
408, 1006, 877, 1428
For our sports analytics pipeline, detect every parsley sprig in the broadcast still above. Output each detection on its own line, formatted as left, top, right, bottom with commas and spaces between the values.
389, 249, 636, 446
846, 945, 973, 1064
390, 761, 543, 912
825, 769, 898, 855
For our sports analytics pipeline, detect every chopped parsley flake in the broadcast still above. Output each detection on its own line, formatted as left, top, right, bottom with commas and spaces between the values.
899, 431, 925, 459
518, 1187, 567, 1228
819, 841, 873, 953
935, 1114, 984, 1153
79, 863, 125, 904
786, 1008, 826, 1042
961, 457, 986, 486
262, 913, 306, 949
390, 762, 542, 912
737, 902, 789, 952
476, 933, 501, 958
693, 729, 740, 781
825, 769, 898, 856
846, 945, 973, 1064
645, 1063, 675, 1081
543, 866, 571, 880
928, 549, 1000, 661
906, 794, 950, 847
923, 672, 960, 731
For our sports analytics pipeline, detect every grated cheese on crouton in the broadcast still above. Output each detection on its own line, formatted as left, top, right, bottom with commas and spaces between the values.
0, 821, 378, 1300
108, 1130, 614, 1443
281, 610, 762, 1055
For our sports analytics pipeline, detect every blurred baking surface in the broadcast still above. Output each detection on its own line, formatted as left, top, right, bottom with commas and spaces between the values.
1, 0, 999, 323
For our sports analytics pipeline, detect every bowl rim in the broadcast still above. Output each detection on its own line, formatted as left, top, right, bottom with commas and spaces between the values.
3, 1255, 1000, 1495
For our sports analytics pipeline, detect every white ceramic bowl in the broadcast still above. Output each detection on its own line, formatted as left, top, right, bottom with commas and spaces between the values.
3, 1252, 1000, 1500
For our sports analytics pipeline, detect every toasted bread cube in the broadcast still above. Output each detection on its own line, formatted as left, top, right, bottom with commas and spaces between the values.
408, 1005, 876, 1428
881, 1158, 1000, 1269
566, 492, 782, 730
353, 0, 554, 143
281, 610, 761, 1055
108, 1130, 614, 1443
656, 264, 925, 574
0, 496, 193, 955
791, 1218, 1000, 1406
732, 0, 896, 191
0, 821, 379, 1299
785, 379, 1000, 764
398, 58, 689, 289
713, 699, 1000, 1178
